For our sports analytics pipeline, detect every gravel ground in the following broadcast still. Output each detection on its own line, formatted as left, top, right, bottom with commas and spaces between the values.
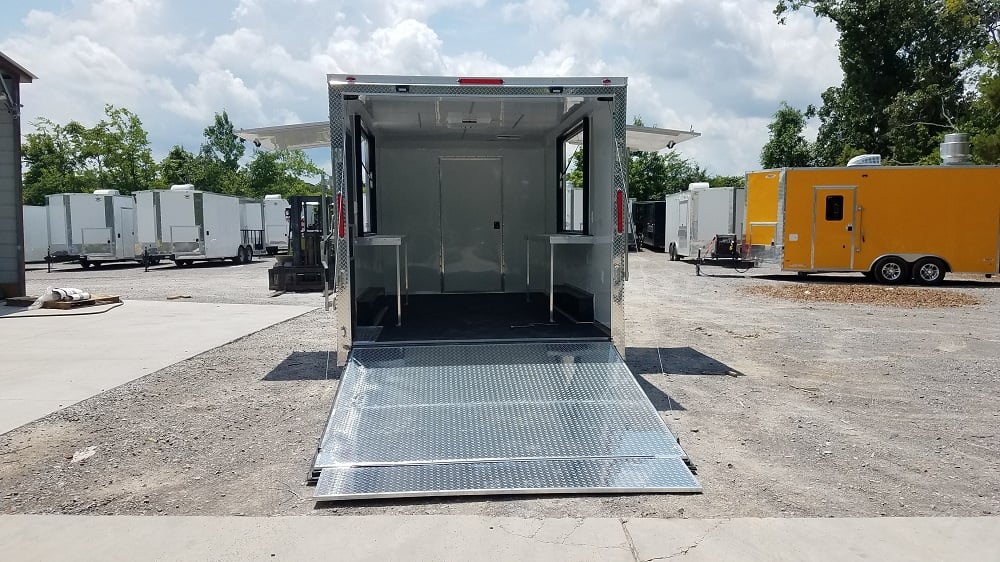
2, 253, 998, 519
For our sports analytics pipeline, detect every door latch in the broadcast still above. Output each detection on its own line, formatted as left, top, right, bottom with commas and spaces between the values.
846, 225, 853, 232
493, 221, 501, 230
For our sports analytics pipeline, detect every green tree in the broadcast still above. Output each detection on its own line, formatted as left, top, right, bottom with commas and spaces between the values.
707, 174, 746, 188
245, 149, 324, 198
775, 0, 990, 164
21, 118, 98, 204
760, 102, 814, 168
200, 110, 245, 172
96, 104, 157, 193
159, 145, 197, 186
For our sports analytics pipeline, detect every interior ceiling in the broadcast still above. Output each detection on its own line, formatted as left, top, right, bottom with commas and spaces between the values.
364, 96, 578, 140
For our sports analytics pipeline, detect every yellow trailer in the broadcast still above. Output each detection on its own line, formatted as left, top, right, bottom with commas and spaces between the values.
744, 166, 1000, 284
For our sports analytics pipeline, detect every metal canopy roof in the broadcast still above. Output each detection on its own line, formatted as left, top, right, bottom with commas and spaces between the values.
237, 121, 699, 152
0, 51, 37, 83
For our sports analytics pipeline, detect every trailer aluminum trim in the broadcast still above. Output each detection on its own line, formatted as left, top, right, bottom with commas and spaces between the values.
314, 457, 702, 500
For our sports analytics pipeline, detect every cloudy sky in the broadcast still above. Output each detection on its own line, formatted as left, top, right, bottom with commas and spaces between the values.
1, 0, 841, 177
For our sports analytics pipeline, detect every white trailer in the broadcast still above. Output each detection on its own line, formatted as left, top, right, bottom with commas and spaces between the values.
262, 194, 290, 254
236, 75, 704, 500
664, 183, 746, 260
46, 190, 138, 268
22, 205, 48, 263
134, 185, 253, 266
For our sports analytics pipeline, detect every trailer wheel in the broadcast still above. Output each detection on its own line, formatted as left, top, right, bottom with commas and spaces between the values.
913, 257, 946, 286
232, 248, 244, 264
668, 244, 678, 261
244, 248, 253, 264
873, 256, 910, 285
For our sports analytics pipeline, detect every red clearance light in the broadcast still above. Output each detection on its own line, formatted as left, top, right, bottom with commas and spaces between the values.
602, 78, 612, 85
616, 189, 624, 234
337, 193, 345, 238
458, 77, 504, 85
345, 76, 356, 82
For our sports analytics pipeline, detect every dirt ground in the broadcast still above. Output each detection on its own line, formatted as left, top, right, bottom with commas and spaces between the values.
2, 254, 998, 519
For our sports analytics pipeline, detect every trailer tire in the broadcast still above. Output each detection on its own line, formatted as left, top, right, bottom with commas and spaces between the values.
873, 256, 910, 285
668, 244, 678, 261
80, 260, 91, 269
244, 248, 253, 264
913, 257, 946, 286
232, 248, 244, 264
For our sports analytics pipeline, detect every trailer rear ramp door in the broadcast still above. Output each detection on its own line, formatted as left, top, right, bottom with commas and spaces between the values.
312, 341, 701, 500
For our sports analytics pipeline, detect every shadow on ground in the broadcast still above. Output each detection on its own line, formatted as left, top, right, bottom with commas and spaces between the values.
626, 346, 742, 377
754, 273, 1000, 289
263, 351, 342, 381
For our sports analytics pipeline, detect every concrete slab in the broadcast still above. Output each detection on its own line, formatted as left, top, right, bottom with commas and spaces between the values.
625, 516, 1000, 561
0, 515, 997, 562
0, 300, 316, 434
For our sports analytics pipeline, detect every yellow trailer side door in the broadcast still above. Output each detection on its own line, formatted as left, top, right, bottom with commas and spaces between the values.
812, 187, 856, 270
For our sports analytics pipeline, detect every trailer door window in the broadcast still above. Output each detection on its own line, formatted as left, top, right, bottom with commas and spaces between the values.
825, 195, 844, 221
355, 116, 376, 235
557, 118, 589, 234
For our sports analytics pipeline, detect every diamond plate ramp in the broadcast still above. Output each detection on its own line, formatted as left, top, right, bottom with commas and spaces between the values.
313, 342, 701, 500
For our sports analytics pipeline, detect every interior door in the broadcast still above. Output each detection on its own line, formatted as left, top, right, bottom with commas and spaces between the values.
812, 187, 856, 269
440, 157, 503, 292
119, 208, 136, 258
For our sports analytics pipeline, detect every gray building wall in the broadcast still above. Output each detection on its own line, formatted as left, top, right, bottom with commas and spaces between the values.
0, 60, 28, 298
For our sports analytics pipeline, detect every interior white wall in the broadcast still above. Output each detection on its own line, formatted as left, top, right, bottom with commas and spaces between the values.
355, 139, 547, 295
547, 103, 614, 328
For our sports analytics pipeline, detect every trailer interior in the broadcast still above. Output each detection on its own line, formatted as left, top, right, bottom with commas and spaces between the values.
341, 89, 620, 345
237, 77, 703, 500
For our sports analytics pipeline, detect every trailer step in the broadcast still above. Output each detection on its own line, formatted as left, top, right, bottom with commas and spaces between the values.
312, 341, 700, 500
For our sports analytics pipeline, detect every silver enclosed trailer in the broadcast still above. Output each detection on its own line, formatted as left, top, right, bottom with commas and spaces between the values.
46, 190, 138, 268
134, 185, 253, 266
22, 205, 48, 263
238, 75, 703, 500
262, 194, 290, 254
664, 183, 746, 260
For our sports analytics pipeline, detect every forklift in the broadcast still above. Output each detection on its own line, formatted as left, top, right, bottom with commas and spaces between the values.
268, 195, 334, 292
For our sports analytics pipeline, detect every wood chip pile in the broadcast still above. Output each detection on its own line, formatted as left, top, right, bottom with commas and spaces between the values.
743, 284, 980, 308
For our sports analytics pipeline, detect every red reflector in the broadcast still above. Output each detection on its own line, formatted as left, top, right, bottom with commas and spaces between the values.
337, 193, 345, 238
345, 76, 356, 82
602, 78, 612, 85
458, 77, 504, 85
616, 189, 624, 234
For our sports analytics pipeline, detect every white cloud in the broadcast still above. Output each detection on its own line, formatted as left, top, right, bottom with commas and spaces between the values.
1, 0, 841, 172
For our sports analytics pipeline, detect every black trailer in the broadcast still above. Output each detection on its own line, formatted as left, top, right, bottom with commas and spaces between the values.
634, 200, 666, 251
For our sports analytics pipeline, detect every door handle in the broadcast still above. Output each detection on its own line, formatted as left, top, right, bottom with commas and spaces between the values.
846, 225, 853, 232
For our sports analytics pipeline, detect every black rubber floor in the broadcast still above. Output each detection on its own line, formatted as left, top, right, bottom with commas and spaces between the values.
371, 293, 608, 342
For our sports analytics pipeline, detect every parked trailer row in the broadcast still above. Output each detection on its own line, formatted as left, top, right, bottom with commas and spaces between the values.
35, 187, 290, 268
